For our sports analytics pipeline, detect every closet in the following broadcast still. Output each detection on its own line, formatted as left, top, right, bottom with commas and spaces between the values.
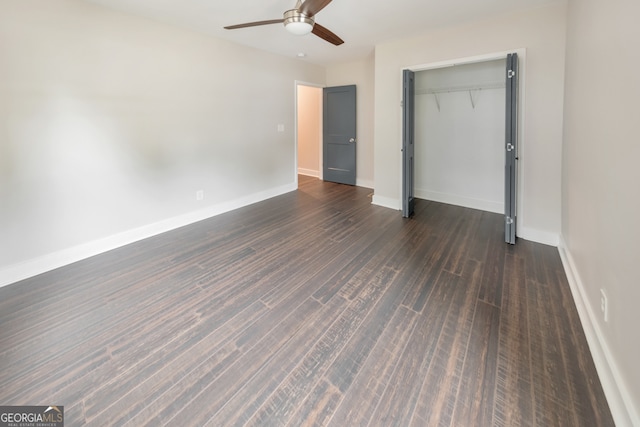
403, 54, 519, 243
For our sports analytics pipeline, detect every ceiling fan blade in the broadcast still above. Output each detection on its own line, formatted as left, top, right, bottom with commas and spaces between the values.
224, 19, 283, 30
312, 23, 344, 46
299, 0, 333, 17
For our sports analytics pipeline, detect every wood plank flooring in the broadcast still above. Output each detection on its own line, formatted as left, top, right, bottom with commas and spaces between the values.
0, 175, 614, 426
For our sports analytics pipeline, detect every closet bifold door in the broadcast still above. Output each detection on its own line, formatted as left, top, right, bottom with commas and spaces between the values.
505, 53, 518, 244
402, 69, 415, 218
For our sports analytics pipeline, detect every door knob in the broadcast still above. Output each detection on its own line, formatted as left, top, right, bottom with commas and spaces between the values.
349, 138, 356, 143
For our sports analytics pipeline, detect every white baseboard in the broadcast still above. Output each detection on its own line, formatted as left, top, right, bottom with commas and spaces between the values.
0, 182, 297, 289
415, 188, 503, 214
298, 171, 372, 189
298, 168, 319, 178
371, 192, 558, 247
371, 195, 400, 210
413, 190, 559, 246
558, 237, 639, 427
356, 178, 374, 189
517, 225, 559, 247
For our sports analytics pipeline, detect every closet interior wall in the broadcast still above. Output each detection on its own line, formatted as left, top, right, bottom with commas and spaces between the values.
414, 59, 506, 214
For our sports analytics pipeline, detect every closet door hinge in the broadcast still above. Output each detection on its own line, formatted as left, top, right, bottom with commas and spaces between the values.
507, 69, 516, 79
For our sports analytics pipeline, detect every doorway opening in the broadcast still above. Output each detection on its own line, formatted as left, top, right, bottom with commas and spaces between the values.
295, 82, 358, 188
295, 83, 323, 187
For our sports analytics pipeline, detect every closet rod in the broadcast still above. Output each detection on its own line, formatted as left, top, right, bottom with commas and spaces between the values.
416, 81, 505, 96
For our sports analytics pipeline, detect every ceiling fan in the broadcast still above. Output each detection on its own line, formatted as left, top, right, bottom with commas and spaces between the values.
224, 0, 344, 46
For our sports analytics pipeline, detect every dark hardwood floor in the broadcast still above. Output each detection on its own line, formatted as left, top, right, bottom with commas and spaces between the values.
0, 175, 614, 426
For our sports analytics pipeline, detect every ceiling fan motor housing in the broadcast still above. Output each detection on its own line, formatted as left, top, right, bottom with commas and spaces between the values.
283, 9, 315, 34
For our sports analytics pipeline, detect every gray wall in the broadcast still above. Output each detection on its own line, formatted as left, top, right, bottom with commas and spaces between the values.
326, 53, 376, 189
0, 0, 325, 284
561, 0, 640, 423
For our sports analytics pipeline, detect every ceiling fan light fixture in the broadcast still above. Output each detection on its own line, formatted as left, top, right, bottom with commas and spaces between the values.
224, 0, 343, 46
284, 9, 314, 35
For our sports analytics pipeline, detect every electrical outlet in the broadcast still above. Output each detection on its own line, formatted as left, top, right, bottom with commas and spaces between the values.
600, 289, 608, 322
196, 190, 204, 201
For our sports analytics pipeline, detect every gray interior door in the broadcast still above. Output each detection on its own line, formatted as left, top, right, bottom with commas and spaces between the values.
323, 85, 356, 185
402, 69, 415, 217
505, 53, 518, 244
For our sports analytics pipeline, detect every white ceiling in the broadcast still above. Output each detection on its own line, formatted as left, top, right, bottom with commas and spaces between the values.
84, 0, 561, 66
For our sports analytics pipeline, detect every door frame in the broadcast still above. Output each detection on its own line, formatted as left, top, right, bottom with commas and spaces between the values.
399, 49, 526, 237
295, 80, 325, 187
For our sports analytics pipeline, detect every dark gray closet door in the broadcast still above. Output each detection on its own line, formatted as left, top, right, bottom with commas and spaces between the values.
505, 53, 518, 244
402, 69, 415, 218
